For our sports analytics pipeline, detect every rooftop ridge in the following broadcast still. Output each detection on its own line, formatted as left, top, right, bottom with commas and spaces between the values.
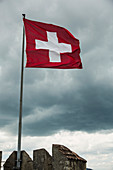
53, 144, 87, 162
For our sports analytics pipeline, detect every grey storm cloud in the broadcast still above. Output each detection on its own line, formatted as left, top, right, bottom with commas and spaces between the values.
0, 0, 113, 136
21, 70, 113, 136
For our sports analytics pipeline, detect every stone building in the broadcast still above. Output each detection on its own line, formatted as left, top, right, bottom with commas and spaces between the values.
3, 150, 33, 170
4, 151, 17, 170
52, 144, 87, 170
0, 151, 2, 170
3, 144, 87, 170
33, 148, 52, 170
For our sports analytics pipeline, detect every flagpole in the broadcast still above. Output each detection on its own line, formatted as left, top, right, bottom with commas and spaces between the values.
16, 14, 25, 169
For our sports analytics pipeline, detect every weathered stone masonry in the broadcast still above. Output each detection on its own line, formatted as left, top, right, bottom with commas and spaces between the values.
3, 151, 33, 170
3, 144, 87, 170
52, 144, 87, 170
0, 151, 2, 170
33, 149, 52, 170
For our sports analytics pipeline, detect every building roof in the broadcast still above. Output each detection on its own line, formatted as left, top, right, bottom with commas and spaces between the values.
53, 144, 87, 163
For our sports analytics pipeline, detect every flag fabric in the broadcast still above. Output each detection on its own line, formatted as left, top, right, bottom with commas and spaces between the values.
23, 18, 82, 69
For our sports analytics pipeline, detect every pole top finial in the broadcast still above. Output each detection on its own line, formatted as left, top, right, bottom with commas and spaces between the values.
22, 14, 26, 18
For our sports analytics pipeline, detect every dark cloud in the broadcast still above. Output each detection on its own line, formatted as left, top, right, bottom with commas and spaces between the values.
21, 76, 113, 136
0, 0, 113, 137
4, 67, 113, 136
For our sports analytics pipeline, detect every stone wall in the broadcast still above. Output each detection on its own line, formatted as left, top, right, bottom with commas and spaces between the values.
52, 144, 86, 170
0, 151, 2, 170
3, 145, 87, 170
21, 151, 33, 170
52, 145, 68, 170
33, 149, 52, 170
4, 151, 17, 170
3, 151, 33, 170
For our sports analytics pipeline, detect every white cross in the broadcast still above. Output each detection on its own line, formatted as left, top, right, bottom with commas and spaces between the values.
35, 31, 72, 62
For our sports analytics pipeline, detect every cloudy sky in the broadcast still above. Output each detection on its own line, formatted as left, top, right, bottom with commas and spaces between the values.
0, 0, 113, 169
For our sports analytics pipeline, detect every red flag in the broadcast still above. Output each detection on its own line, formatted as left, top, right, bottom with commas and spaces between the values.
23, 18, 82, 69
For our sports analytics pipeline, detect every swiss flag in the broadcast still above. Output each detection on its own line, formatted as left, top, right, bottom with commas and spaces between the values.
23, 18, 82, 69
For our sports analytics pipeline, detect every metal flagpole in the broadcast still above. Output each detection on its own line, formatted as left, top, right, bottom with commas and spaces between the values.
16, 14, 25, 169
